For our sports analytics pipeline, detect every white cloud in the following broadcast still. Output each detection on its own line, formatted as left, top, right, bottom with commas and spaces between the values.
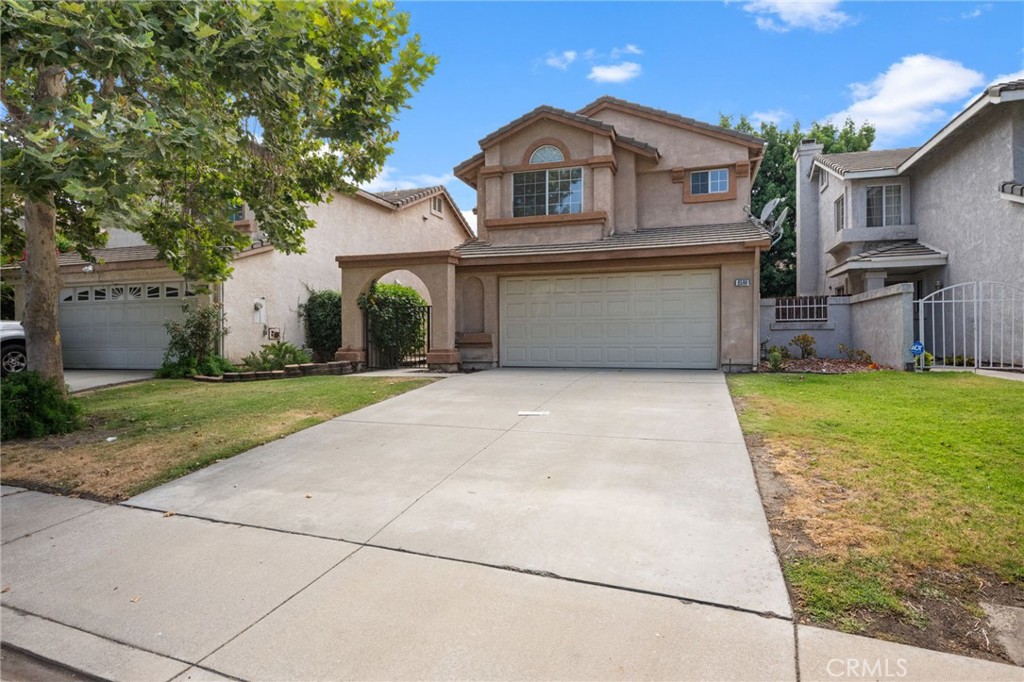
544, 50, 577, 70
743, 0, 852, 32
825, 55, 986, 146
610, 44, 643, 59
961, 4, 991, 19
990, 69, 1024, 86
750, 109, 789, 126
587, 62, 642, 84
460, 210, 477, 234
360, 167, 454, 194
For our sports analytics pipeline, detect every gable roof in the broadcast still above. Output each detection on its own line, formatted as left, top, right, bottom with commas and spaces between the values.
578, 96, 765, 148
814, 147, 918, 178
898, 78, 1024, 173
355, 186, 474, 238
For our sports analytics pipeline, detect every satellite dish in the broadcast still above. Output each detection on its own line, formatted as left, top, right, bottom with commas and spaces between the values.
772, 206, 790, 231
760, 198, 782, 223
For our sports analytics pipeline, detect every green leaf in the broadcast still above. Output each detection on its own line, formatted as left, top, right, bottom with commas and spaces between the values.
193, 23, 219, 40
303, 54, 322, 71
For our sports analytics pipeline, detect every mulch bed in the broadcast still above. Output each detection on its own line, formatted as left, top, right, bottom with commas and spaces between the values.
757, 357, 888, 374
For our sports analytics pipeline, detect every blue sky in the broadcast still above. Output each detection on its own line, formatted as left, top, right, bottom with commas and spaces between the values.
365, 1, 1024, 225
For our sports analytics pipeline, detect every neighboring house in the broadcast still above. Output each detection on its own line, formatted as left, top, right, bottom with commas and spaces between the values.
794, 79, 1024, 298
335, 96, 771, 371
3, 187, 471, 368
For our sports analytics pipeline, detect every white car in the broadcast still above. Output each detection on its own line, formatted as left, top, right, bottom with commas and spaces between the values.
1, 321, 27, 375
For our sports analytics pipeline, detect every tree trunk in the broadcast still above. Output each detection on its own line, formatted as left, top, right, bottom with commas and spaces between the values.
23, 196, 65, 392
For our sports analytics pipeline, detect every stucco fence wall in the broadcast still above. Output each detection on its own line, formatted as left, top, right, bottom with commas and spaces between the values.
760, 284, 914, 369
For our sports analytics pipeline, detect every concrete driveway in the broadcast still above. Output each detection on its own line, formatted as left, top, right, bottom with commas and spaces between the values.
3, 369, 1020, 681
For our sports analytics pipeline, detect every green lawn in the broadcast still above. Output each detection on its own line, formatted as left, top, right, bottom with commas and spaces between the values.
1, 375, 432, 501
728, 371, 1024, 630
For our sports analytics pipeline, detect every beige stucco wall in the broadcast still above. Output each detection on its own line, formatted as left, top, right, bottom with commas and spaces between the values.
224, 191, 468, 361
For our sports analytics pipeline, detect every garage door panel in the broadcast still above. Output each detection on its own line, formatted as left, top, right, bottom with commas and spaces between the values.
59, 281, 186, 369
501, 270, 719, 369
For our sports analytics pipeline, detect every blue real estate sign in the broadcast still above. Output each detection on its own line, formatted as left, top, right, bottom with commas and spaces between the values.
910, 341, 925, 356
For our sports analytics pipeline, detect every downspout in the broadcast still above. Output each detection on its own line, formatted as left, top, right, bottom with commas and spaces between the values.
753, 246, 761, 370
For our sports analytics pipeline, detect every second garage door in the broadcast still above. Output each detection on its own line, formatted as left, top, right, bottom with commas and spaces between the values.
501, 270, 719, 369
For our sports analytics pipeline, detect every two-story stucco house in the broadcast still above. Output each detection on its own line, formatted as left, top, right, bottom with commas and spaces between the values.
794, 79, 1024, 298
335, 97, 771, 371
4, 186, 471, 368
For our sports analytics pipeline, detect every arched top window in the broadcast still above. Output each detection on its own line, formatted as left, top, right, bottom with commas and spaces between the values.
529, 145, 564, 164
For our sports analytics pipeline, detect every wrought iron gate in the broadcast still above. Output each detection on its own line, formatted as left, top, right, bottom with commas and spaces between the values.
364, 304, 431, 369
915, 282, 1024, 371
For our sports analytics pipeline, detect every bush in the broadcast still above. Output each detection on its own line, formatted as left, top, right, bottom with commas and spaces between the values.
299, 287, 341, 362
1, 371, 82, 440
838, 343, 872, 364
358, 282, 427, 368
767, 344, 791, 360
766, 350, 785, 373
239, 341, 312, 371
790, 333, 817, 359
159, 303, 229, 377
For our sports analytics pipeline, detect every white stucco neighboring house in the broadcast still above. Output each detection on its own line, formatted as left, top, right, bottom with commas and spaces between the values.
794, 79, 1024, 298
2, 186, 471, 368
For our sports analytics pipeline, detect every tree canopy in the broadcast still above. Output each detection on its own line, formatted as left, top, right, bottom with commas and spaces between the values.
1, 0, 436, 384
718, 115, 875, 297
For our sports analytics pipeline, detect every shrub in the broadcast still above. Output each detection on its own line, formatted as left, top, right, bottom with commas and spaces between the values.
838, 343, 873, 364
299, 287, 341, 362
767, 344, 791, 360
358, 282, 427, 368
767, 350, 785, 373
790, 333, 817, 359
158, 354, 236, 378
159, 303, 229, 377
1, 371, 82, 440
239, 341, 312, 371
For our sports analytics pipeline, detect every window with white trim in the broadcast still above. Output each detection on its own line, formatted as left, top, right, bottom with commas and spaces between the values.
529, 145, 564, 164
512, 164, 583, 217
866, 185, 902, 227
690, 168, 729, 196
834, 195, 845, 232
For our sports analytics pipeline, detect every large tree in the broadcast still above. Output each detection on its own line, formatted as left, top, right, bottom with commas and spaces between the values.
1, 0, 435, 388
719, 115, 875, 297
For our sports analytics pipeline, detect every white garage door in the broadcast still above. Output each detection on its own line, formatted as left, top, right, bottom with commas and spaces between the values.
501, 270, 719, 369
59, 282, 192, 369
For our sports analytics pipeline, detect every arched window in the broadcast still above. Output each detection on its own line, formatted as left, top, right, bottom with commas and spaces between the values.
529, 145, 564, 164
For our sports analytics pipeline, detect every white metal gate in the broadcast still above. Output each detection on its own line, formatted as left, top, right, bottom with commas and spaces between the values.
915, 282, 1024, 371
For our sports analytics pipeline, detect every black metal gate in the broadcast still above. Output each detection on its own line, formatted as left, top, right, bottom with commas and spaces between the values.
364, 305, 431, 369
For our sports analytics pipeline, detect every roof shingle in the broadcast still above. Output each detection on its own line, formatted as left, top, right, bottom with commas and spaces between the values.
578, 96, 765, 146
815, 148, 918, 175
847, 241, 946, 262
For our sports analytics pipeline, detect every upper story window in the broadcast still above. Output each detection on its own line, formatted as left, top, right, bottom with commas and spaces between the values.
229, 206, 245, 222
691, 168, 729, 196
512, 146, 582, 218
866, 185, 902, 227
834, 195, 845, 232
529, 145, 564, 164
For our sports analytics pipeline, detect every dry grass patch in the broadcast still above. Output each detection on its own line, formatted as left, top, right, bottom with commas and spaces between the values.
2, 375, 432, 501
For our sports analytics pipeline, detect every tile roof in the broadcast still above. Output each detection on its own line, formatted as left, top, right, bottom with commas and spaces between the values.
990, 79, 1024, 95
999, 181, 1024, 197
815, 148, 919, 175
847, 241, 946, 262
578, 96, 765, 146
57, 245, 162, 266
371, 186, 444, 207
457, 222, 770, 259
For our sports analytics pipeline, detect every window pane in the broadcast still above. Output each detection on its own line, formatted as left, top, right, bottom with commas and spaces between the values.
147, 285, 161, 299
109, 286, 124, 301
529, 145, 564, 164
513, 171, 547, 217
884, 186, 902, 225
128, 286, 143, 300
835, 196, 845, 232
691, 171, 709, 195
866, 186, 883, 227
548, 168, 582, 215
77, 289, 90, 301
61, 289, 74, 302
165, 285, 179, 298
709, 169, 729, 193
93, 287, 107, 301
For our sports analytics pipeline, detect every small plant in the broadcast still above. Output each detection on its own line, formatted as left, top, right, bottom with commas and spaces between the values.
767, 349, 785, 373
1, 371, 82, 440
159, 303, 229, 377
790, 333, 817, 359
838, 343, 873, 364
299, 287, 341, 362
240, 341, 312, 371
767, 344, 791, 360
